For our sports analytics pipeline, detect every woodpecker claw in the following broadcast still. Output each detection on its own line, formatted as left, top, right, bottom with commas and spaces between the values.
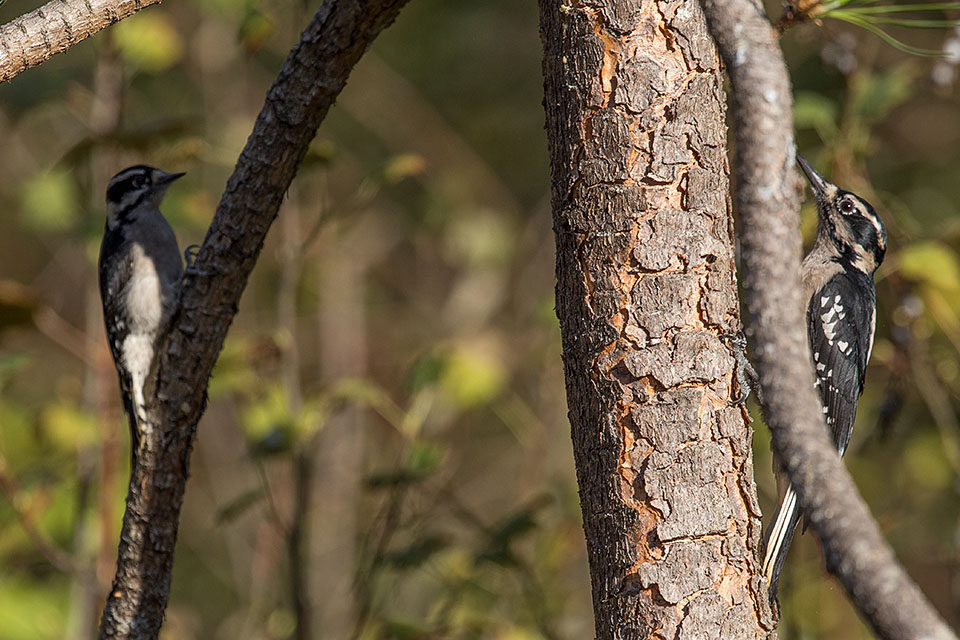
184, 244, 201, 269
182, 244, 211, 277
722, 331, 763, 408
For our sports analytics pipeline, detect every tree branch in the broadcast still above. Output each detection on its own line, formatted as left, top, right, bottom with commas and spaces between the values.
699, 1, 957, 638
0, 0, 163, 83
96, 1, 412, 637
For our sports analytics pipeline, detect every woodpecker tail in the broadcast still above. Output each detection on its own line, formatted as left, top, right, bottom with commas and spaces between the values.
120, 386, 140, 465
762, 483, 802, 602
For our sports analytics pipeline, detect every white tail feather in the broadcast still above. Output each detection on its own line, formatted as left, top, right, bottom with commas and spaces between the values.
762, 484, 800, 587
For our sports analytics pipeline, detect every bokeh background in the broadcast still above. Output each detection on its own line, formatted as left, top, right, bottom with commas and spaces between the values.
0, 0, 957, 638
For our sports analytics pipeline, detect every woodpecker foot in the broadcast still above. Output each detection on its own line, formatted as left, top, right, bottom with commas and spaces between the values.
184, 244, 201, 268
722, 331, 763, 408
183, 244, 211, 277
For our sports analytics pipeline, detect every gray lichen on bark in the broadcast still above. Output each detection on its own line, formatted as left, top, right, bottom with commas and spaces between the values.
540, 0, 774, 637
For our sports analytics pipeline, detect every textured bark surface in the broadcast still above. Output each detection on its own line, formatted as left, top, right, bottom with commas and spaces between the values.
0, 0, 163, 83
539, 1, 774, 637
701, 1, 958, 638
96, 1, 411, 638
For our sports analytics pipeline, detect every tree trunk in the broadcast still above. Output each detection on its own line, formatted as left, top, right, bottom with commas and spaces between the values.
539, 1, 774, 637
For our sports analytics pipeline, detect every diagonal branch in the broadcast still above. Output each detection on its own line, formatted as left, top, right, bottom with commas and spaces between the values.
0, 0, 163, 83
698, 0, 956, 638
96, 1, 412, 637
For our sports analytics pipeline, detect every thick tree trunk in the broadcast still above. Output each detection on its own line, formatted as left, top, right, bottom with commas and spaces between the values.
539, 1, 774, 637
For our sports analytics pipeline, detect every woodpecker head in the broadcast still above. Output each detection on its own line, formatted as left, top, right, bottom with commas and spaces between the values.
105, 165, 185, 230
798, 155, 886, 275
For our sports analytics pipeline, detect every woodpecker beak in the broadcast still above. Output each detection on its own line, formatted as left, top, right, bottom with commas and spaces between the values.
155, 170, 186, 185
796, 155, 837, 200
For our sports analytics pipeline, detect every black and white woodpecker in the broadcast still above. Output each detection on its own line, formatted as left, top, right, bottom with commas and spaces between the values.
98, 166, 185, 461
761, 156, 887, 601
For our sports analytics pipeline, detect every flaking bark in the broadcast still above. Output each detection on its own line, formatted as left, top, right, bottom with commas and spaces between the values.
539, 1, 773, 637
96, 1, 412, 637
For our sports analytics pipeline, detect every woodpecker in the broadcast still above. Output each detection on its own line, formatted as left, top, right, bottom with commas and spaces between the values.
761, 156, 887, 601
98, 166, 185, 461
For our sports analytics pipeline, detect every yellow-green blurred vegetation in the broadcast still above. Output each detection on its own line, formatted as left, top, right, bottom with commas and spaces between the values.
0, 0, 958, 638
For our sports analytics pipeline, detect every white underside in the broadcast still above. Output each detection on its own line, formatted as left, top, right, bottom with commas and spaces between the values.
121, 244, 170, 426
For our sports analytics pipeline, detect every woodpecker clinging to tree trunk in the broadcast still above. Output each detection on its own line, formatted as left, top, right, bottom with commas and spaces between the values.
98, 165, 185, 463
761, 155, 887, 602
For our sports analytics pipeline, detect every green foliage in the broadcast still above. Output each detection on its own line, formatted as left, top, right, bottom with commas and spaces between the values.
40, 402, 99, 451
440, 342, 507, 408
811, 0, 960, 55
0, 577, 67, 639
20, 170, 79, 232
112, 13, 183, 71
899, 241, 960, 291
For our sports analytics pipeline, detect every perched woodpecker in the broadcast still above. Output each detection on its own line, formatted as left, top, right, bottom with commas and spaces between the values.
761, 156, 887, 601
98, 166, 185, 460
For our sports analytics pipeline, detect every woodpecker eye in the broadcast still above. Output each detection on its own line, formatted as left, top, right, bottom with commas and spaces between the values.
839, 198, 856, 215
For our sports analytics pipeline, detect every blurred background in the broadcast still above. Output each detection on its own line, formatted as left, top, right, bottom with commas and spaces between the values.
0, 0, 957, 637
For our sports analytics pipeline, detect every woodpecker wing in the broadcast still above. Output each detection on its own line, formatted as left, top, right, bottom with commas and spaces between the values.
98, 226, 141, 455
98, 227, 133, 379
806, 271, 876, 456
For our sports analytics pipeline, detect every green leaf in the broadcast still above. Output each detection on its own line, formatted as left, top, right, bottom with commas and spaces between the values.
836, 2, 960, 14
441, 342, 506, 408
113, 13, 183, 72
20, 169, 79, 232
830, 13, 942, 55
405, 440, 444, 476
383, 154, 428, 185
898, 241, 960, 291
238, 7, 274, 54
406, 351, 447, 393
241, 384, 294, 455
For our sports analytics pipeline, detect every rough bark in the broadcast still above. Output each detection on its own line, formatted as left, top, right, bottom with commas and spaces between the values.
539, 1, 773, 638
96, 1, 412, 637
699, 1, 958, 639
0, 0, 163, 83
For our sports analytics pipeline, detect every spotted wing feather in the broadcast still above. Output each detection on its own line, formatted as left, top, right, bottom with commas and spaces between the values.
806, 271, 875, 456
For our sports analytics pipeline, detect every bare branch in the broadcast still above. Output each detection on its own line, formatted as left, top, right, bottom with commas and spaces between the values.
0, 0, 163, 83
96, 1, 412, 637
699, 0, 957, 638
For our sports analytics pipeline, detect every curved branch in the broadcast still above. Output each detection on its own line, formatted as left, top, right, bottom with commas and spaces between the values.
96, 1, 412, 637
698, 1, 957, 638
0, 0, 163, 83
